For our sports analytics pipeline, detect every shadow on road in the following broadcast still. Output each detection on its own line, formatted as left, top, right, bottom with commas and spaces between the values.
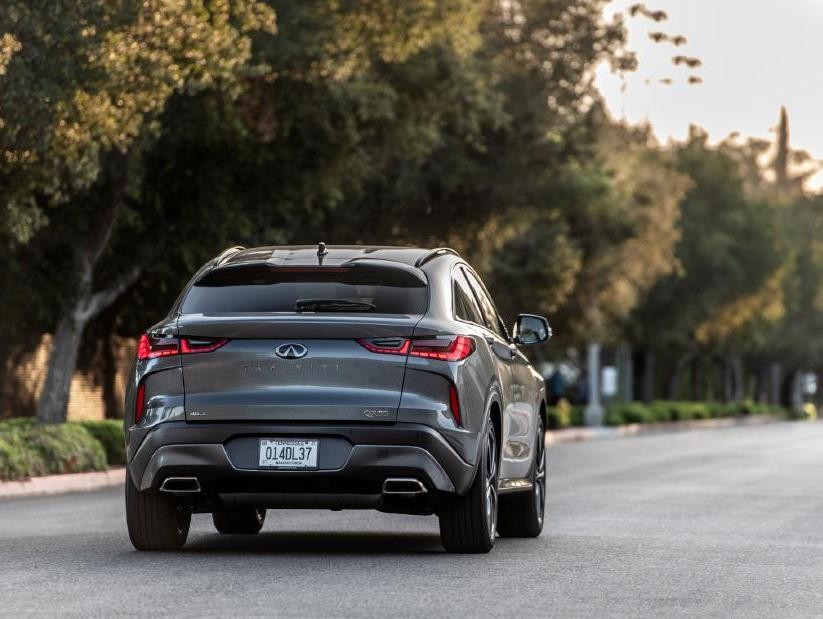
183, 530, 444, 555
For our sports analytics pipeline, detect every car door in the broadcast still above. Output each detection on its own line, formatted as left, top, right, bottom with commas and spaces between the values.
460, 267, 533, 481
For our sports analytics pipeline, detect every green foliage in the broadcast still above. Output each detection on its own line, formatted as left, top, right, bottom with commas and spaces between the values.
605, 402, 654, 425
78, 420, 125, 466
0, 419, 107, 480
544, 400, 790, 430
551, 120, 691, 341
1, 0, 822, 420
0, 0, 277, 242
603, 401, 789, 427
631, 129, 787, 354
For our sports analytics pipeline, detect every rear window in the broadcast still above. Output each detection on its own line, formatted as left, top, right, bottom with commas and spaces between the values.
181, 266, 428, 315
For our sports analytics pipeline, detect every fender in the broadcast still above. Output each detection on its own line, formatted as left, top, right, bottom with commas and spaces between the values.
462, 381, 503, 494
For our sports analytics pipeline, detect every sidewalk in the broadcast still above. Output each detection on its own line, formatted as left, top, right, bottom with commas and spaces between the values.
0, 468, 125, 499
547, 414, 783, 444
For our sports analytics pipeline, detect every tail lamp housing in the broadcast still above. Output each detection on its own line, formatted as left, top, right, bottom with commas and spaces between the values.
357, 335, 475, 362
137, 333, 228, 360
448, 383, 461, 426
135, 333, 227, 425
135, 382, 146, 425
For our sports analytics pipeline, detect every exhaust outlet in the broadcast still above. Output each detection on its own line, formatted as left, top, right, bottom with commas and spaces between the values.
159, 477, 201, 494
382, 478, 427, 495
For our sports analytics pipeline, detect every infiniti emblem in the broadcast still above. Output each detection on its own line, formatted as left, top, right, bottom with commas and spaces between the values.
275, 343, 308, 359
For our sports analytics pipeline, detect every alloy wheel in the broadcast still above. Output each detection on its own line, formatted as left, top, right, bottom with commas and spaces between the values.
533, 419, 546, 526
484, 423, 499, 542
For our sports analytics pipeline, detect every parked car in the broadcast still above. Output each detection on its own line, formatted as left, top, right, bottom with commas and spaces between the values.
125, 244, 551, 553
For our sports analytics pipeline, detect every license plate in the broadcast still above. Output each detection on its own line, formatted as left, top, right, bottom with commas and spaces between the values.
258, 439, 318, 469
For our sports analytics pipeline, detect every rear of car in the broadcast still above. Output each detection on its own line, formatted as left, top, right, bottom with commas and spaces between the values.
125, 246, 491, 551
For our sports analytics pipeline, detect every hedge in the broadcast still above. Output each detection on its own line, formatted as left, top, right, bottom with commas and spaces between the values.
546, 399, 792, 430
78, 420, 126, 466
0, 418, 124, 481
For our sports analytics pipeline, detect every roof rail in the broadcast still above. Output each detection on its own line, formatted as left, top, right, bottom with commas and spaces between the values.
214, 246, 246, 266
414, 247, 460, 268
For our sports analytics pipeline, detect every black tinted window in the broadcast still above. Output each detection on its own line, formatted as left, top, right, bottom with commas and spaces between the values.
462, 268, 507, 338
453, 277, 484, 325
182, 268, 428, 315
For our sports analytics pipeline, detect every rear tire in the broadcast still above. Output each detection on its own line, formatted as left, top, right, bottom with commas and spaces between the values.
438, 419, 498, 553
125, 474, 191, 551
498, 416, 546, 538
212, 508, 266, 534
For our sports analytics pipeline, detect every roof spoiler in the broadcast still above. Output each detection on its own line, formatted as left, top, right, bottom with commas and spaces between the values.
414, 247, 459, 267
214, 246, 245, 266
198, 258, 427, 287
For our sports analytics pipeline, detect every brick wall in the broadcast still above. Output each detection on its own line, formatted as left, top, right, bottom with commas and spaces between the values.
1, 335, 136, 421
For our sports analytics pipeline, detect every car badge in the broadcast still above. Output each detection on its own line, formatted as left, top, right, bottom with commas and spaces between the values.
275, 343, 308, 359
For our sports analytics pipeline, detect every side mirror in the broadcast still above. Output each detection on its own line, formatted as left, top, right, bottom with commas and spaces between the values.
512, 314, 552, 345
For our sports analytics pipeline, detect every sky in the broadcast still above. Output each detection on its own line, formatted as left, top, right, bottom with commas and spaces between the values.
595, 0, 823, 185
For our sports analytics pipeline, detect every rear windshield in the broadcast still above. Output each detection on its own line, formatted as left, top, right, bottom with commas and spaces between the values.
181, 267, 428, 315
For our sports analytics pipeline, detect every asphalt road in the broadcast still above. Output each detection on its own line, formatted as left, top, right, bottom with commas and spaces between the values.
2, 421, 823, 617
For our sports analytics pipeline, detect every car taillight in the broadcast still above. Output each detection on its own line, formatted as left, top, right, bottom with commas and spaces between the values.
135, 382, 146, 424
357, 335, 475, 361
180, 338, 229, 354
355, 337, 411, 355
137, 334, 228, 359
448, 383, 461, 426
409, 336, 475, 361
137, 333, 179, 359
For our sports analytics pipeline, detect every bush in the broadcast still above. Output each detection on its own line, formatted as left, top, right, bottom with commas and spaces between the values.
604, 409, 625, 426
0, 418, 107, 481
0, 433, 48, 481
570, 405, 585, 427
78, 420, 126, 465
600, 400, 789, 430
605, 403, 652, 426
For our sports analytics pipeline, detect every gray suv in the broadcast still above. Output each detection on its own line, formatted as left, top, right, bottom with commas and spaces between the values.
125, 245, 551, 553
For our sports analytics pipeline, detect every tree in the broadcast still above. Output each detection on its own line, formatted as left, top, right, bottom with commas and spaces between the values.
629, 127, 787, 401
0, 0, 276, 422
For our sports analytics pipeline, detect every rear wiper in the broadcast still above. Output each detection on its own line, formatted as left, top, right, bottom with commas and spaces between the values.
294, 298, 376, 312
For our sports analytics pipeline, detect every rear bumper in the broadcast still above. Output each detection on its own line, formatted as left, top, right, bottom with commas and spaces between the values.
127, 421, 476, 498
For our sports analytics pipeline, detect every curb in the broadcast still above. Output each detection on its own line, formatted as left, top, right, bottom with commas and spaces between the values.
546, 414, 783, 445
0, 467, 125, 500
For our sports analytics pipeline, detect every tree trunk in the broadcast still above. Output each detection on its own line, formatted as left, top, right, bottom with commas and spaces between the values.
35, 316, 86, 424
616, 342, 633, 403
34, 263, 139, 424
34, 151, 142, 424
668, 353, 690, 400
642, 349, 655, 403
790, 371, 804, 410
689, 357, 704, 401
768, 362, 782, 405
101, 333, 121, 419
731, 355, 744, 402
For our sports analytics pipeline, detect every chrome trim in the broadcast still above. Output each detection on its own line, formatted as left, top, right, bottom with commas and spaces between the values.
159, 476, 201, 493
497, 478, 533, 494
382, 478, 428, 495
